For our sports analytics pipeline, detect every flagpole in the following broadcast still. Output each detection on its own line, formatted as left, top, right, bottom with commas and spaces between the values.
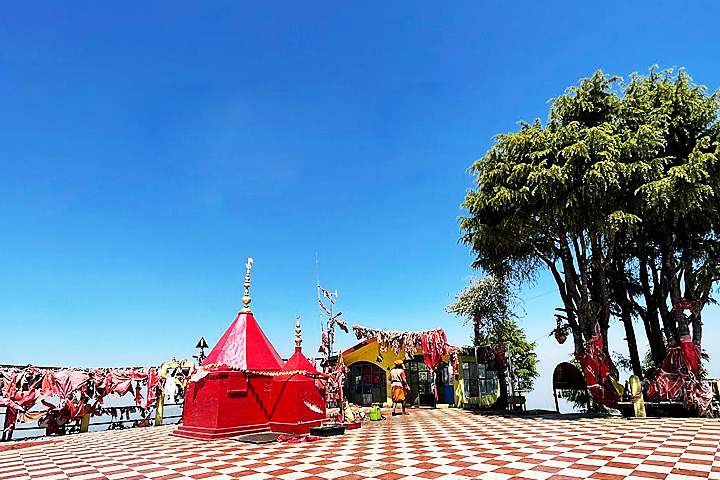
329, 293, 334, 360
316, 263, 344, 372
316, 253, 324, 339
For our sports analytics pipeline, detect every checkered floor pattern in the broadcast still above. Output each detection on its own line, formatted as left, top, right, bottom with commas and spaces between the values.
1, 409, 719, 480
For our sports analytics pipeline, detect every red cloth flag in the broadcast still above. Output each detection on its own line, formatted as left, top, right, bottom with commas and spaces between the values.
319, 299, 332, 316
318, 285, 336, 304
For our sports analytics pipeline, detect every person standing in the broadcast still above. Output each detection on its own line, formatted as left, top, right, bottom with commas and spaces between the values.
389, 359, 410, 415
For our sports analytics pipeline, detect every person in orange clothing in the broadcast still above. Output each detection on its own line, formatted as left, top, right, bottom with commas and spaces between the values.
389, 359, 410, 415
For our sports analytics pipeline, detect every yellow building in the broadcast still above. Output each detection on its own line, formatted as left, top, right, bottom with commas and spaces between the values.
340, 339, 498, 408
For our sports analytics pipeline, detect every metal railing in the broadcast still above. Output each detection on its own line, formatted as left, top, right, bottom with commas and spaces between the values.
3, 400, 184, 440
1, 363, 189, 441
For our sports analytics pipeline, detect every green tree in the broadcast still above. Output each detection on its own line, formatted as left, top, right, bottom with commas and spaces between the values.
620, 70, 720, 371
460, 68, 720, 392
460, 72, 634, 364
446, 277, 539, 406
445, 277, 515, 347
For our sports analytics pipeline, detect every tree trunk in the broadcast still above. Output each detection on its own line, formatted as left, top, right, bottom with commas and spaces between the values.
662, 231, 690, 339
680, 218, 703, 347
638, 257, 667, 366
638, 308, 666, 366
494, 369, 508, 410
543, 257, 585, 358
656, 274, 677, 342
591, 237, 612, 357
473, 318, 481, 347
691, 310, 703, 346
620, 304, 643, 378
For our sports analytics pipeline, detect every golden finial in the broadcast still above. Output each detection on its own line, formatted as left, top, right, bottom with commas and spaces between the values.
295, 315, 302, 348
240, 257, 254, 312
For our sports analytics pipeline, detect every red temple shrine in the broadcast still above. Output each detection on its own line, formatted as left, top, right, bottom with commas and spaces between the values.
174, 259, 326, 440
268, 318, 326, 434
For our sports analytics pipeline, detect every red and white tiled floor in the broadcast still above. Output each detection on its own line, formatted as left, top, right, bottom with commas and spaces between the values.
1, 409, 719, 480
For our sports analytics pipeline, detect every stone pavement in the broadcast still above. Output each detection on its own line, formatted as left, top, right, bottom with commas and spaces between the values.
1, 408, 719, 480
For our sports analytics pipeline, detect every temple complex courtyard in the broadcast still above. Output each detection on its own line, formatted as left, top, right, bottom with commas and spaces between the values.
1, 409, 719, 480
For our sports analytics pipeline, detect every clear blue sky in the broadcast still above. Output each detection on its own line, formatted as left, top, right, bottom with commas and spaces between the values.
2, 1, 719, 409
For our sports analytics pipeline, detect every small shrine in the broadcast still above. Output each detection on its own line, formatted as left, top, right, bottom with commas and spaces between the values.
269, 318, 326, 434
174, 259, 284, 440
174, 258, 327, 441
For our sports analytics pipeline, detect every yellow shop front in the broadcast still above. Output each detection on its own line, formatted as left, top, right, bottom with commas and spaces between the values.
340, 339, 498, 408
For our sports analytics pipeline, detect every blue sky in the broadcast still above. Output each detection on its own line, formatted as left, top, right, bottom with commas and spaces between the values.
2, 1, 720, 409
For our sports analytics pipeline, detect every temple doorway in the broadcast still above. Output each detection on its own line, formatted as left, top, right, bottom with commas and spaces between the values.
405, 357, 454, 406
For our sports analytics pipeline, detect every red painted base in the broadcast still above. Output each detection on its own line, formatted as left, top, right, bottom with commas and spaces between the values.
174, 370, 276, 441
173, 422, 270, 440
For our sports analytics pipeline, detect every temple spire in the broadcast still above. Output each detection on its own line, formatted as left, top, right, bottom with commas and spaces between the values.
295, 315, 302, 348
240, 258, 253, 313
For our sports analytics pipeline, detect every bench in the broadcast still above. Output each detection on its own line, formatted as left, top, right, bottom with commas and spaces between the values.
507, 395, 526, 411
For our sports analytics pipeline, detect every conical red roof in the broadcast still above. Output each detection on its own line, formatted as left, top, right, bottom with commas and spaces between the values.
279, 347, 320, 375
202, 311, 284, 371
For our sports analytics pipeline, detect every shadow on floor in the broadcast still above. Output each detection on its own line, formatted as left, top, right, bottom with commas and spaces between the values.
466, 408, 617, 421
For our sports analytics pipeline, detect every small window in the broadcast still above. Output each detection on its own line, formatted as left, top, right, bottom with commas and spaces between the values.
462, 362, 479, 397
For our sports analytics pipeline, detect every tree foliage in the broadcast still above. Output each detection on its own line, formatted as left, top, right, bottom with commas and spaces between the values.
447, 276, 539, 397
460, 67, 720, 376
445, 276, 515, 343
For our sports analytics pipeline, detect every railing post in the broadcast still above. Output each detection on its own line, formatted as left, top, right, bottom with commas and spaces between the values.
155, 393, 165, 426
2, 407, 16, 441
80, 404, 91, 433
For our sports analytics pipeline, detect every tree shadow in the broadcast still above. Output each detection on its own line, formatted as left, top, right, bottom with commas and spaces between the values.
466, 408, 616, 422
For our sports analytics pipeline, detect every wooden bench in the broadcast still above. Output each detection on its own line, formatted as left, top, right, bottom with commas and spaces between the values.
507, 395, 526, 411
